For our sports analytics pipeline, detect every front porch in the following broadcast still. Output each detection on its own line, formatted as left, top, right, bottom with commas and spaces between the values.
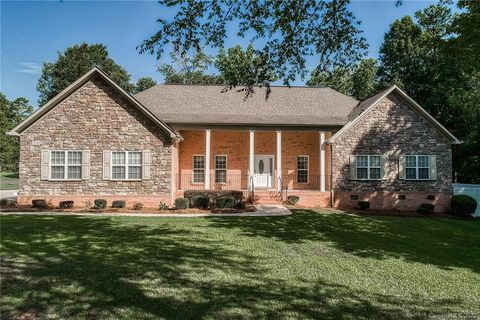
172, 129, 333, 205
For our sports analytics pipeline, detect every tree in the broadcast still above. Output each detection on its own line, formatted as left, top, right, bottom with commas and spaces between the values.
307, 58, 378, 100
37, 43, 133, 105
158, 51, 224, 85
307, 67, 353, 95
0, 94, 32, 172
351, 58, 378, 100
133, 77, 157, 94
139, 0, 367, 92
215, 44, 276, 97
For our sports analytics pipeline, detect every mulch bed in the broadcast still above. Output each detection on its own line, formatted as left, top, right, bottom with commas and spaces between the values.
0, 204, 257, 214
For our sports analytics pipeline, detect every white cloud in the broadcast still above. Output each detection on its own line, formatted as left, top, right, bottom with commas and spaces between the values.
14, 62, 42, 75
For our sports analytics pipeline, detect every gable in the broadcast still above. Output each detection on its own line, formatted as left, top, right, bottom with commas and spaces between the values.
328, 86, 460, 144
8, 67, 180, 140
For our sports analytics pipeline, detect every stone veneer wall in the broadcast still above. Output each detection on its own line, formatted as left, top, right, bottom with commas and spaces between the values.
331, 92, 453, 212
18, 75, 173, 207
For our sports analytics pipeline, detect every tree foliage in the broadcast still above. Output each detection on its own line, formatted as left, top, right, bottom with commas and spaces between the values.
37, 43, 133, 105
133, 77, 158, 94
307, 58, 378, 100
216, 44, 276, 97
0, 94, 32, 172
158, 51, 224, 85
139, 0, 367, 93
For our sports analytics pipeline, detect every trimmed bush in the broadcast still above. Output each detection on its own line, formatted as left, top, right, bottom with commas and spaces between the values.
358, 201, 370, 211
94, 199, 107, 209
287, 195, 300, 205
417, 203, 435, 214
59, 201, 74, 209
159, 201, 169, 210
32, 199, 48, 209
175, 198, 189, 209
133, 202, 144, 210
451, 195, 477, 217
112, 200, 126, 208
183, 190, 243, 207
0, 199, 17, 207
193, 196, 209, 209
215, 196, 235, 209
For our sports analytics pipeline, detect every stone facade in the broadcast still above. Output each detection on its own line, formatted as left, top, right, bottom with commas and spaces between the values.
331, 92, 453, 212
18, 75, 173, 206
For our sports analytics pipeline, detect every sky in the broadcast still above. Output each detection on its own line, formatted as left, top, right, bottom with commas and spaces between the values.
1, 0, 455, 107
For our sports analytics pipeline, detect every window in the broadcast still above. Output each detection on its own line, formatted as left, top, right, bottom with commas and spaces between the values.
356, 155, 381, 180
193, 155, 205, 183
215, 155, 227, 183
297, 156, 309, 183
111, 151, 142, 180
50, 151, 82, 180
405, 155, 430, 180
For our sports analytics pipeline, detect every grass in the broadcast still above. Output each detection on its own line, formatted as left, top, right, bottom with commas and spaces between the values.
0, 172, 19, 190
1, 210, 479, 319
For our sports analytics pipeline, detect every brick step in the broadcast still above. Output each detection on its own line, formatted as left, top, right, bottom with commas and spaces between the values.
251, 191, 283, 204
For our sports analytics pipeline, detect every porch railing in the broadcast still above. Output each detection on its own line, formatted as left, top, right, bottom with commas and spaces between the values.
176, 173, 326, 191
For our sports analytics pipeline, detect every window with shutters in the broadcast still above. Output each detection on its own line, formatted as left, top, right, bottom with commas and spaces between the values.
111, 151, 142, 180
405, 155, 430, 180
193, 155, 205, 183
297, 156, 309, 183
50, 151, 82, 180
356, 155, 381, 180
215, 155, 227, 183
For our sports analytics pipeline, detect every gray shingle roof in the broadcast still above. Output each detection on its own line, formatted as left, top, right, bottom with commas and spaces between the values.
134, 85, 359, 126
347, 87, 392, 121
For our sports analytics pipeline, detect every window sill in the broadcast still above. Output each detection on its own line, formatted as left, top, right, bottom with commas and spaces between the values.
48, 179, 82, 182
110, 179, 143, 182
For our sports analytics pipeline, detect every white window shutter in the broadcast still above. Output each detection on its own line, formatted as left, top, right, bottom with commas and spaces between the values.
381, 155, 388, 180
429, 155, 437, 180
142, 150, 151, 180
41, 150, 50, 180
349, 155, 357, 180
82, 150, 90, 180
399, 155, 406, 179
103, 150, 111, 180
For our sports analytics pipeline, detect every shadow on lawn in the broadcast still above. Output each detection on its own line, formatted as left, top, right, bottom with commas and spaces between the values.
211, 209, 480, 273
0, 214, 475, 319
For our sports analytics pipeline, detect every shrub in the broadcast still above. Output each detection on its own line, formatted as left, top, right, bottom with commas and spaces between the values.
59, 201, 74, 209
0, 199, 16, 207
215, 196, 235, 208
175, 198, 189, 209
94, 199, 107, 209
193, 196, 209, 209
287, 195, 300, 205
417, 203, 435, 214
32, 199, 48, 209
358, 201, 370, 211
112, 200, 126, 208
159, 201, 169, 210
183, 190, 243, 207
451, 195, 477, 217
133, 202, 144, 210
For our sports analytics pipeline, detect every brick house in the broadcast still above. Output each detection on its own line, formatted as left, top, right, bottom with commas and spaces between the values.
8, 67, 460, 212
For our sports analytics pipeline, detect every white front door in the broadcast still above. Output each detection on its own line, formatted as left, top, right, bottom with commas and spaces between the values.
254, 155, 273, 188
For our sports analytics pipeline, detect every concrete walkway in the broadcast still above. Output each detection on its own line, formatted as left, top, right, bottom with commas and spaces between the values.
0, 204, 292, 217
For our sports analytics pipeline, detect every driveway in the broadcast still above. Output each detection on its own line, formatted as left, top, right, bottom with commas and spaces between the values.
0, 190, 18, 200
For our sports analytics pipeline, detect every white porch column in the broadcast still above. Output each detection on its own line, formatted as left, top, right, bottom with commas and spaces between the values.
249, 130, 255, 191
276, 131, 282, 191
205, 129, 211, 189
320, 131, 326, 192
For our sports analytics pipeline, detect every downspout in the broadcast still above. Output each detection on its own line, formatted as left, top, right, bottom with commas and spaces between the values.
329, 141, 335, 208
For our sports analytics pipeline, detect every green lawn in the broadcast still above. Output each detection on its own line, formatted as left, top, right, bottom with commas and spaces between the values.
0, 172, 19, 190
1, 210, 479, 319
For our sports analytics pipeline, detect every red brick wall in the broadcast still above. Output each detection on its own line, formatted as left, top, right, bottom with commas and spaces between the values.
177, 130, 332, 191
